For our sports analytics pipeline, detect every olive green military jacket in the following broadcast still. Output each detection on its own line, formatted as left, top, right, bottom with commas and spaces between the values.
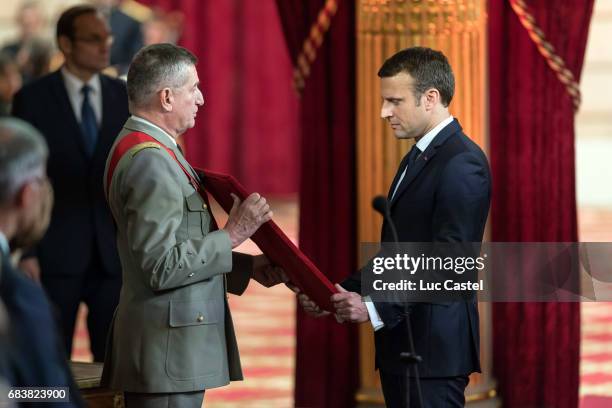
101, 116, 252, 393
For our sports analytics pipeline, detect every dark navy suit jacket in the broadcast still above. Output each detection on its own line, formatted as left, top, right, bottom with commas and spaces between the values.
0, 250, 84, 407
343, 119, 491, 377
109, 7, 144, 75
12, 70, 129, 278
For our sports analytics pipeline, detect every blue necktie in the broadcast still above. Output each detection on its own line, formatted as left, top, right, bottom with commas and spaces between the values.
80, 85, 98, 156
405, 143, 420, 169
390, 144, 420, 201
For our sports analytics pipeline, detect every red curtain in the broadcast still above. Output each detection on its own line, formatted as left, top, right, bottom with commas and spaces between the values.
137, 0, 299, 194
275, 1, 359, 407
488, 1, 593, 407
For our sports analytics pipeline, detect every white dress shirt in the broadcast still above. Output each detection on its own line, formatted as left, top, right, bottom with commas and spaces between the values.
0, 230, 9, 256
61, 67, 103, 126
366, 115, 455, 331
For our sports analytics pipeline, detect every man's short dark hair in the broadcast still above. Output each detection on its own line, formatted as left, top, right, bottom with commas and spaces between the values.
55, 4, 97, 41
127, 43, 198, 108
378, 47, 455, 107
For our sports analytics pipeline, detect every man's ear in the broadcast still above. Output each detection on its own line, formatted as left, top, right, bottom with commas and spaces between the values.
424, 88, 440, 111
159, 88, 173, 112
57, 35, 72, 56
14, 181, 36, 211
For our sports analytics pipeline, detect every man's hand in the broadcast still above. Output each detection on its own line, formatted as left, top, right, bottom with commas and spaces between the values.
288, 284, 330, 318
18, 257, 41, 283
252, 254, 289, 287
331, 284, 369, 323
224, 193, 272, 248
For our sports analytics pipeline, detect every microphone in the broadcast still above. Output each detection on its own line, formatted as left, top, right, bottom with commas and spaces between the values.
372, 195, 388, 215
371, 195, 399, 244
372, 195, 424, 408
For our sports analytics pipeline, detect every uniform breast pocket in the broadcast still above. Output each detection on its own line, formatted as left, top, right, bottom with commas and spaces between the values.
185, 192, 211, 237
166, 299, 223, 380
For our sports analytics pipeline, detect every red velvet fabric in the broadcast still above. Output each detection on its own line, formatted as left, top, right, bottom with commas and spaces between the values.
276, 1, 359, 407
138, 0, 299, 194
488, 1, 593, 407
199, 169, 338, 311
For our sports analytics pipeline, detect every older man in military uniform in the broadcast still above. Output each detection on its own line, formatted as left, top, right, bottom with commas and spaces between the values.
101, 44, 286, 408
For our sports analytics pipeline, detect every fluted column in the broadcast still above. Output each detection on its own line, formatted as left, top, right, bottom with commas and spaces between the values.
355, 0, 497, 406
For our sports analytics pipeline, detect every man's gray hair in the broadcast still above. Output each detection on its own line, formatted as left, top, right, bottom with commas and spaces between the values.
0, 117, 48, 205
127, 43, 197, 108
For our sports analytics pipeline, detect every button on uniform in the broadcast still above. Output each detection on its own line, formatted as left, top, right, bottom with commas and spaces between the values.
196, 314, 204, 323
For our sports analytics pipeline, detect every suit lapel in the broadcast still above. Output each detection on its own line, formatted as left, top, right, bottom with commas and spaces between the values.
93, 75, 114, 159
49, 71, 88, 157
390, 119, 462, 209
387, 150, 412, 200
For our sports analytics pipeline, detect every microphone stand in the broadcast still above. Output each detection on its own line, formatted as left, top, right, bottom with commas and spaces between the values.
372, 195, 424, 408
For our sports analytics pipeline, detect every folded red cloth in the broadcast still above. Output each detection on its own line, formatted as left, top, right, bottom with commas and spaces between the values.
197, 168, 337, 311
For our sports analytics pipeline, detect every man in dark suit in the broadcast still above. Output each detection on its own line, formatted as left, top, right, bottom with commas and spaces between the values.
0, 117, 85, 407
299, 47, 491, 407
94, 0, 148, 76
12, 5, 129, 362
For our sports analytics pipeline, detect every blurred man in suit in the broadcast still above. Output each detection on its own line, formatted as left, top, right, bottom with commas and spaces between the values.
299, 47, 491, 407
94, 0, 149, 76
12, 4, 129, 362
0, 117, 85, 407
101, 43, 288, 408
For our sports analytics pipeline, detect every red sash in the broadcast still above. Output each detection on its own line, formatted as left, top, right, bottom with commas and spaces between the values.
106, 131, 217, 229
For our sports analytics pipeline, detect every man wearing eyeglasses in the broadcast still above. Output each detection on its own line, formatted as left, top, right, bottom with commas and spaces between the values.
12, 4, 129, 363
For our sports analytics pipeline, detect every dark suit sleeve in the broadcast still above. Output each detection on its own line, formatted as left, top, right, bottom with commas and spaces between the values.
228, 252, 253, 295
432, 151, 490, 243
2, 268, 85, 407
373, 151, 490, 329
340, 270, 361, 293
11, 89, 34, 123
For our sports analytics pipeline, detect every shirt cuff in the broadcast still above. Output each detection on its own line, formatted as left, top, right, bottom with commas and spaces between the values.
364, 296, 385, 331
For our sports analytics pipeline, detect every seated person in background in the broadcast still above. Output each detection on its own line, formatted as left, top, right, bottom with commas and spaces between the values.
0, 117, 84, 407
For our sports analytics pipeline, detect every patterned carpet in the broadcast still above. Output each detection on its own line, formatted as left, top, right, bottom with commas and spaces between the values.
71, 203, 612, 407
579, 207, 612, 408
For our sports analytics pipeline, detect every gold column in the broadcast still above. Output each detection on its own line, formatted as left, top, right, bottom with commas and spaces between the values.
355, 0, 498, 406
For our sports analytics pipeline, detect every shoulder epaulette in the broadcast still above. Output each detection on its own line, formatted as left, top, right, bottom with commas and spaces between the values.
128, 141, 161, 158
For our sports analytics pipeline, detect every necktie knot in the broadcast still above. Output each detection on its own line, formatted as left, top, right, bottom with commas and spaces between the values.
81, 85, 92, 96
407, 144, 421, 167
